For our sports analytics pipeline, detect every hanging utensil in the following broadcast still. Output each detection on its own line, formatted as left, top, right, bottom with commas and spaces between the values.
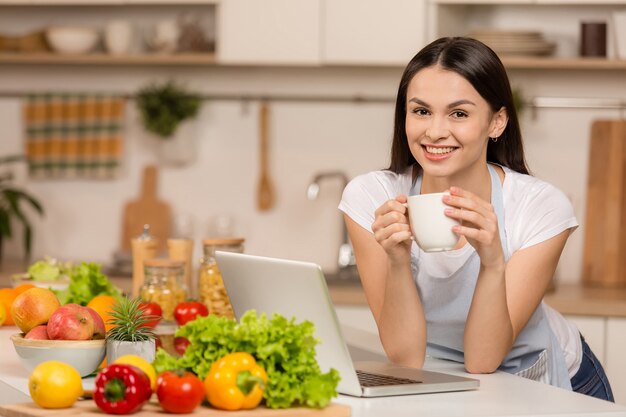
257, 101, 275, 211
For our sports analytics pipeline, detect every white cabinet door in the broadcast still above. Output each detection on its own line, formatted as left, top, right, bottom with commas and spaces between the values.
217, 0, 321, 65
565, 315, 606, 364
606, 318, 626, 405
322, 0, 428, 66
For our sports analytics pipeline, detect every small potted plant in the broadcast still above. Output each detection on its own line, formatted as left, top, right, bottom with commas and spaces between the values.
106, 297, 157, 363
135, 81, 201, 166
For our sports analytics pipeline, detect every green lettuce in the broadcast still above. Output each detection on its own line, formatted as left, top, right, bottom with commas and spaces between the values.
54, 262, 122, 305
28, 260, 60, 282
153, 310, 340, 409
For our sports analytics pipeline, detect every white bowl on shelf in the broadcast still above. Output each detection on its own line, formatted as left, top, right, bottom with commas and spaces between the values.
46, 26, 99, 55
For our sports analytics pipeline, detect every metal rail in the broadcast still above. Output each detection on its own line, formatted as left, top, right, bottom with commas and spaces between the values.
0, 91, 624, 110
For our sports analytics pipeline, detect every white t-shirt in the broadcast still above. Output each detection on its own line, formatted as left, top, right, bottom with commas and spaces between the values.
339, 165, 582, 377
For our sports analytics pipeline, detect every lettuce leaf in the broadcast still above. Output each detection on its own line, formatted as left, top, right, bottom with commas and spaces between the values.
54, 262, 122, 305
152, 310, 340, 409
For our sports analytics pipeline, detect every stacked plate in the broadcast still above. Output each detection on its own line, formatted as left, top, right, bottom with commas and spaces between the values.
469, 29, 556, 56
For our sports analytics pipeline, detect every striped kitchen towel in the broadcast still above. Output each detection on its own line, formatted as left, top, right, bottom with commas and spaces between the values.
23, 93, 126, 179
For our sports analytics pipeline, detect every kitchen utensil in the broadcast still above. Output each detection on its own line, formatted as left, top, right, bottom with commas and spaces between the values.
0, 401, 351, 416
257, 101, 275, 211
121, 165, 172, 254
46, 26, 99, 55
582, 120, 626, 288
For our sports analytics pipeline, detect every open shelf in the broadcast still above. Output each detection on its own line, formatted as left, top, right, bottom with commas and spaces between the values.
0, 52, 217, 65
501, 56, 626, 70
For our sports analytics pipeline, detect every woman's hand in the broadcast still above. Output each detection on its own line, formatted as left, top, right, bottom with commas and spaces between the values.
443, 187, 504, 269
371, 194, 413, 264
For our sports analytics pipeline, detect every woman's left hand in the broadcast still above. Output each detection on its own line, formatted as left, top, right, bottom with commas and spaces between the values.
443, 187, 504, 269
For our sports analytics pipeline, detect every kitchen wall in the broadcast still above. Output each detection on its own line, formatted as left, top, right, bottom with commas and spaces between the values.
1, 64, 624, 286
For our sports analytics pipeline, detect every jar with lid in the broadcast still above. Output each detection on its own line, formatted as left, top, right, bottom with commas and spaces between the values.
140, 258, 187, 324
198, 238, 244, 319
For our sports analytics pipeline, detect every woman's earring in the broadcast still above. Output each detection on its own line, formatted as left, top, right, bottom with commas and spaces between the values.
490, 136, 499, 143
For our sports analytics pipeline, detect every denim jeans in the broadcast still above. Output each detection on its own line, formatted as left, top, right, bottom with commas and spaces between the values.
570, 334, 614, 402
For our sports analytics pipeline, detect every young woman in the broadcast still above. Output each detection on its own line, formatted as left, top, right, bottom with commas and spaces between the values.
339, 37, 613, 401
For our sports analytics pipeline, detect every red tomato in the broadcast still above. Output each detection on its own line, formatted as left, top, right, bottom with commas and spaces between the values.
139, 302, 163, 328
173, 301, 209, 326
156, 370, 205, 414
174, 337, 190, 356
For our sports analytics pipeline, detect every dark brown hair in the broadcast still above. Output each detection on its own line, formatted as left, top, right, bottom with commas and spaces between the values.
388, 37, 529, 175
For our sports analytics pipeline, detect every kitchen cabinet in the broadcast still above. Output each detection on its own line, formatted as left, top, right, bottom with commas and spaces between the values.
322, 0, 428, 66
606, 318, 626, 404
217, 0, 321, 65
565, 315, 606, 364
564, 314, 626, 404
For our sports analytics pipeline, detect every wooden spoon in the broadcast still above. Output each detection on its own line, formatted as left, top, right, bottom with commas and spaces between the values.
257, 101, 275, 211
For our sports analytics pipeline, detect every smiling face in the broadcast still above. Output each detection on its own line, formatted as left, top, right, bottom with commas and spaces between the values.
405, 65, 507, 187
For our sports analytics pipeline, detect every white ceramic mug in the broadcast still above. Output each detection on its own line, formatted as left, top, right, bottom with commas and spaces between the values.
104, 20, 133, 54
407, 192, 460, 252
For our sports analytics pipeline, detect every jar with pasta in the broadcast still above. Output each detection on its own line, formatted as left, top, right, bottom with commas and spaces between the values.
198, 238, 244, 319
140, 259, 187, 324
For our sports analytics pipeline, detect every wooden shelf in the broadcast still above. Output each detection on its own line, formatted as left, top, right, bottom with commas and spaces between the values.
501, 56, 626, 70
0, 53, 624, 70
0, 0, 218, 4
0, 52, 217, 65
435, 0, 626, 4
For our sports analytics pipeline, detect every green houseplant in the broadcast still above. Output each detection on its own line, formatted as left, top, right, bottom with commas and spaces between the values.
0, 155, 44, 261
136, 81, 202, 139
106, 296, 157, 363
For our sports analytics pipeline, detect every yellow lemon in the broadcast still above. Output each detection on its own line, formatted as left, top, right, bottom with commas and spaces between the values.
113, 354, 157, 391
29, 361, 83, 409
0, 303, 6, 326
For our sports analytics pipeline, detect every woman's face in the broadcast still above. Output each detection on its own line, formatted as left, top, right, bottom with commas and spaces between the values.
405, 65, 506, 180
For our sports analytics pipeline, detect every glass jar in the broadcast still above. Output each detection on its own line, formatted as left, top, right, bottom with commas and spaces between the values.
140, 259, 187, 323
198, 238, 244, 319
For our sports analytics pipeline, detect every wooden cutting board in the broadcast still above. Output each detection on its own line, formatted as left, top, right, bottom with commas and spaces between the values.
120, 165, 172, 253
0, 401, 351, 417
582, 120, 626, 288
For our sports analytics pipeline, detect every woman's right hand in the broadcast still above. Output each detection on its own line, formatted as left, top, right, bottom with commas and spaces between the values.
371, 194, 413, 264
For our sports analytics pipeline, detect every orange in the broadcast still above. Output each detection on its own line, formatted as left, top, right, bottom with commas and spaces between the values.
14, 283, 36, 295
0, 288, 17, 326
87, 295, 118, 332
0, 303, 6, 326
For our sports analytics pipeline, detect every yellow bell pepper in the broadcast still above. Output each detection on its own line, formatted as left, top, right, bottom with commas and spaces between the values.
204, 352, 268, 411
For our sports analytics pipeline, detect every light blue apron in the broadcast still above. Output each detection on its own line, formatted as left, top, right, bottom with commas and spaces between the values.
409, 164, 571, 389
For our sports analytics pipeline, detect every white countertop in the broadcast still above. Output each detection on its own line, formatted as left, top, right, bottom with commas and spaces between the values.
1, 307, 626, 417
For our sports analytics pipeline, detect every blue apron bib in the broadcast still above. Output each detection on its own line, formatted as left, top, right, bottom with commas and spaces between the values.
409, 164, 571, 389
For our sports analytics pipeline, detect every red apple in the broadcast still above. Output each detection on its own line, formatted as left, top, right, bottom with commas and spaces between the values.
25, 325, 50, 340
47, 304, 95, 340
84, 306, 106, 339
11, 288, 61, 334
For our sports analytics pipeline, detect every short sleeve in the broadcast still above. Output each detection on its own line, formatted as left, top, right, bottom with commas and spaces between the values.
508, 179, 579, 251
338, 170, 410, 233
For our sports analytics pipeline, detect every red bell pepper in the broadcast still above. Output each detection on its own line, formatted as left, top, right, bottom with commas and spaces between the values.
94, 364, 152, 415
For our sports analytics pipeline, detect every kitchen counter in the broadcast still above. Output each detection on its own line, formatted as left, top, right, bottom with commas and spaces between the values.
2, 258, 626, 316
2, 308, 626, 417
326, 280, 626, 318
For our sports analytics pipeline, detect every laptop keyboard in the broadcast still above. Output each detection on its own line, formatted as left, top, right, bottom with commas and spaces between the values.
356, 370, 422, 387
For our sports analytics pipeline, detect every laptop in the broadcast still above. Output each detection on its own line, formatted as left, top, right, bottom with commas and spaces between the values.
215, 251, 479, 397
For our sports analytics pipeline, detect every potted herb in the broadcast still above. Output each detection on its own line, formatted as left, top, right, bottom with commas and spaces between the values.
0, 155, 44, 262
136, 81, 201, 139
106, 297, 157, 363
